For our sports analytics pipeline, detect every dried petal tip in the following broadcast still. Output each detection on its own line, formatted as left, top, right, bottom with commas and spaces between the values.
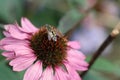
111, 22, 120, 37
111, 29, 119, 37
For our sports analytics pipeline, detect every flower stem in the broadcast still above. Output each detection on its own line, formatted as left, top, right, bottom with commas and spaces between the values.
80, 22, 120, 78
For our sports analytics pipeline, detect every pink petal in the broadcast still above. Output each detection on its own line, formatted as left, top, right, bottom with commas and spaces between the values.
14, 47, 34, 56
2, 51, 15, 60
67, 50, 88, 66
4, 24, 30, 40
3, 31, 11, 37
67, 51, 88, 67
67, 49, 86, 60
64, 63, 81, 80
0, 45, 4, 50
3, 45, 33, 56
66, 61, 88, 71
66, 49, 88, 71
24, 61, 42, 80
67, 41, 81, 49
0, 37, 29, 46
40, 67, 53, 80
21, 18, 38, 33
9, 55, 36, 71
54, 67, 69, 80
3, 44, 23, 51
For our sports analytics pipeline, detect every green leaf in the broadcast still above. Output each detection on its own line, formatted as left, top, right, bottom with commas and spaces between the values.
0, 30, 4, 39
86, 57, 120, 77
17, 71, 25, 80
0, 0, 23, 23
0, 25, 5, 61
0, 60, 21, 80
29, 8, 62, 27
67, 0, 87, 8
0, 50, 4, 61
58, 9, 84, 34
39, 0, 69, 12
0, 24, 4, 39
84, 70, 109, 80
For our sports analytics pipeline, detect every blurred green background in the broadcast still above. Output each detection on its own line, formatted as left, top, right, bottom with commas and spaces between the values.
0, 0, 120, 80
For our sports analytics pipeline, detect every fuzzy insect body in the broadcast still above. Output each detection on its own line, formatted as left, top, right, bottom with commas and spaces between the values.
45, 24, 58, 41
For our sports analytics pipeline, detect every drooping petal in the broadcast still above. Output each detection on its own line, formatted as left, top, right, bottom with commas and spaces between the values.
24, 61, 42, 80
3, 31, 11, 37
2, 44, 23, 51
54, 67, 69, 80
14, 47, 34, 56
40, 67, 53, 80
64, 63, 82, 80
0, 45, 4, 50
3, 44, 33, 56
9, 55, 36, 71
66, 60, 88, 71
2, 51, 15, 60
67, 49, 86, 60
21, 18, 38, 33
67, 41, 81, 49
67, 55, 88, 66
0, 37, 29, 46
4, 24, 30, 40
67, 49, 88, 71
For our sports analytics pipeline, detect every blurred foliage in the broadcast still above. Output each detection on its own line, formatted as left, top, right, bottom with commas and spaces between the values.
84, 70, 109, 80
0, 61, 20, 80
67, 0, 86, 9
0, 60, 25, 80
58, 9, 84, 34
0, 25, 4, 61
29, 8, 62, 27
0, 0, 120, 80
0, 0, 23, 23
0, 25, 4, 39
84, 56, 120, 80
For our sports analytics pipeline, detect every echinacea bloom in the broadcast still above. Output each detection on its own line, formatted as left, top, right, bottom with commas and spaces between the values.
0, 18, 88, 80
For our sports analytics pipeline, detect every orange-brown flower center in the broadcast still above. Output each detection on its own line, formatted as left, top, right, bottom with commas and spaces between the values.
30, 26, 68, 68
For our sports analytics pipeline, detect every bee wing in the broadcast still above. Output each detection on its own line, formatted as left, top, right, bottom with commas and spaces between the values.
54, 28, 63, 37
48, 32, 53, 41
48, 34, 52, 41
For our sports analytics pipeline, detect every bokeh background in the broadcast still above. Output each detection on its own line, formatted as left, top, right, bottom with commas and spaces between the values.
0, 0, 120, 80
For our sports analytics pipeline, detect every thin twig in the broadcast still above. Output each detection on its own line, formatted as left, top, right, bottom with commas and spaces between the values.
80, 22, 120, 78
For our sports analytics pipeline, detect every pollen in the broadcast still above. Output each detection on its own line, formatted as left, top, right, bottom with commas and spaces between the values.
30, 26, 68, 68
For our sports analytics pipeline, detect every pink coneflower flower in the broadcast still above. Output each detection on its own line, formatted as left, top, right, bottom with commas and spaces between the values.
0, 18, 88, 80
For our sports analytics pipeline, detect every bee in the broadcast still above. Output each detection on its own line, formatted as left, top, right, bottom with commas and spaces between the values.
45, 24, 63, 42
